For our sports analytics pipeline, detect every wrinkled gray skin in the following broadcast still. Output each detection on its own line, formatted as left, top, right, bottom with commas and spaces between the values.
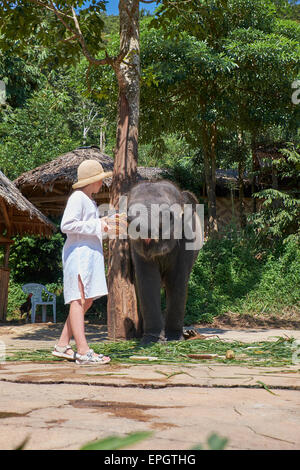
127, 180, 202, 345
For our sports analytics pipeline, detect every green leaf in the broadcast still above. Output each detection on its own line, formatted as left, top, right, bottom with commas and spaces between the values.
191, 433, 228, 450
256, 381, 278, 395
206, 433, 229, 450
80, 431, 153, 450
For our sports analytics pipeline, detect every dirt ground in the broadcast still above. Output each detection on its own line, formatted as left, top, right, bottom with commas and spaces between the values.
200, 312, 300, 330
0, 322, 299, 451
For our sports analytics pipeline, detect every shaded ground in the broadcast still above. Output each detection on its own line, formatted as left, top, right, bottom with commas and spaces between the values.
0, 322, 299, 450
0, 322, 107, 352
197, 312, 300, 330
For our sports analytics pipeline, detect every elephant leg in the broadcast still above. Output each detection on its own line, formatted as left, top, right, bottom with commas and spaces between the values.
132, 252, 164, 345
163, 251, 194, 341
164, 278, 188, 341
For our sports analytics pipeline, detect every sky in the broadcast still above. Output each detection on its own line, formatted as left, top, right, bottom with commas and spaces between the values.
100, 0, 299, 16
105, 0, 160, 15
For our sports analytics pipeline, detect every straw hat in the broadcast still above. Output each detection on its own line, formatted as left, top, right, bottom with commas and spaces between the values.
72, 160, 113, 189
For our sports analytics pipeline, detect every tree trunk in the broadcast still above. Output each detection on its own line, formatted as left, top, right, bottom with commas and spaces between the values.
238, 132, 247, 228
251, 133, 258, 213
100, 122, 106, 153
238, 159, 246, 228
271, 159, 280, 210
107, 0, 140, 340
202, 123, 218, 235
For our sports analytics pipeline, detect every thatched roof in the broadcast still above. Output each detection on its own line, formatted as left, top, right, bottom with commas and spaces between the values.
137, 165, 169, 181
15, 143, 256, 191
13, 146, 168, 216
215, 169, 251, 188
14, 146, 114, 191
0, 171, 56, 237
14, 146, 166, 191
255, 142, 291, 161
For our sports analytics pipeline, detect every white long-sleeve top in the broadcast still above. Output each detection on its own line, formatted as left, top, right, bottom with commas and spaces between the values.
61, 190, 108, 304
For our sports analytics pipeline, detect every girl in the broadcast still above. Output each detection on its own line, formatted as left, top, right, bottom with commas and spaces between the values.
52, 159, 124, 365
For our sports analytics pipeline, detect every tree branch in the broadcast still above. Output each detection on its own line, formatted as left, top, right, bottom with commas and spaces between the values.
25, 0, 122, 68
27, 0, 73, 18
60, 34, 77, 43
68, 5, 127, 69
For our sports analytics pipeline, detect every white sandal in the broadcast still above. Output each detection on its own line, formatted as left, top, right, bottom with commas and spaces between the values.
75, 349, 111, 365
52, 344, 76, 361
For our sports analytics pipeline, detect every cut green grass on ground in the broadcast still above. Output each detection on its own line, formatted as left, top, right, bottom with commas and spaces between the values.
5, 336, 300, 368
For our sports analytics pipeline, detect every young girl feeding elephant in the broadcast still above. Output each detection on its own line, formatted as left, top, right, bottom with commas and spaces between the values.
52, 159, 127, 365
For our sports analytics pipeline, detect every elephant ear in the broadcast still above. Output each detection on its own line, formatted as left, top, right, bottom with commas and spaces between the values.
181, 190, 199, 236
181, 190, 199, 207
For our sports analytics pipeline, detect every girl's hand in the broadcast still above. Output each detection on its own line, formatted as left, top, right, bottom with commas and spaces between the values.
100, 213, 127, 237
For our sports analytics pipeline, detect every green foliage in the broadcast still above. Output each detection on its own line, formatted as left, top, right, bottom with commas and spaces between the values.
7, 335, 298, 368
0, 46, 43, 108
140, 0, 300, 165
192, 433, 228, 450
5, 221, 67, 321
249, 145, 300, 243
185, 225, 300, 323
9, 231, 65, 284
0, 87, 79, 179
81, 431, 153, 450
92, 335, 300, 368
0, 2, 107, 67
81, 431, 227, 450
6, 281, 27, 321
17, 430, 227, 451
250, 189, 299, 241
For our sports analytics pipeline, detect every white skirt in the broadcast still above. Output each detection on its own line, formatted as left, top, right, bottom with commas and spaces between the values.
62, 242, 108, 305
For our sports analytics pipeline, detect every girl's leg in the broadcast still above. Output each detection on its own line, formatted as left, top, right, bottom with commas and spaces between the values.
71, 277, 109, 359
58, 298, 93, 348
67, 299, 90, 355
57, 275, 93, 354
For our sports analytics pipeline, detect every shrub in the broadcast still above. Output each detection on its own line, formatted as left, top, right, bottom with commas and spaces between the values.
185, 225, 300, 324
9, 230, 64, 284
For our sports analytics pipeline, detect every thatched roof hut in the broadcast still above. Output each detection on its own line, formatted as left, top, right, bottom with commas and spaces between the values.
0, 171, 56, 321
0, 170, 56, 238
253, 142, 299, 188
255, 142, 288, 163
214, 169, 252, 194
14, 146, 168, 216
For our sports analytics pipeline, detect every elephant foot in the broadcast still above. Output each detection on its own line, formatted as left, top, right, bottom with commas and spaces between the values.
165, 331, 185, 342
140, 334, 166, 346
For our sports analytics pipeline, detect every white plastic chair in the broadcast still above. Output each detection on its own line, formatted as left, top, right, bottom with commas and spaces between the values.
21, 283, 56, 323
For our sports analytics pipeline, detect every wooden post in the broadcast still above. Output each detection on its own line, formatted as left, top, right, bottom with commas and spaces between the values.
0, 200, 13, 322
0, 267, 10, 321
4, 244, 10, 268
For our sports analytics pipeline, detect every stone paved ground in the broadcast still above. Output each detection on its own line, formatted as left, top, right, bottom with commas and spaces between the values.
0, 323, 299, 450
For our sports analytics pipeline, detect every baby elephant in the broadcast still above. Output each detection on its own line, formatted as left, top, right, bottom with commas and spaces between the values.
127, 180, 203, 345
